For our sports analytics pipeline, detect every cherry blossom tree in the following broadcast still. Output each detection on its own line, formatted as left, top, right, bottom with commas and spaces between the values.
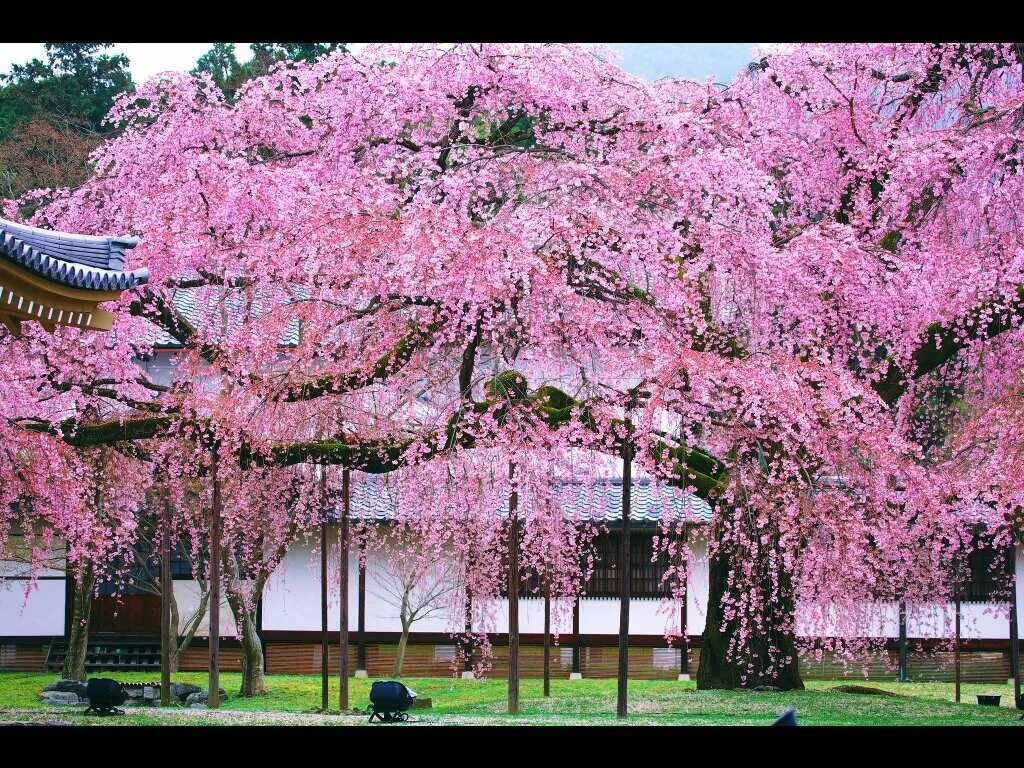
2, 42, 1023, 698
365, 523, 460, 676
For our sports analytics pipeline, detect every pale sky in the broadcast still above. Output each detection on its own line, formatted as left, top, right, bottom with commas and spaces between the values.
0, 43, 760, 85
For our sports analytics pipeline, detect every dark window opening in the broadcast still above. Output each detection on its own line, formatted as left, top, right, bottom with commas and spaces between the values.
584, 531, 673, 599
959, 544, 1009, 602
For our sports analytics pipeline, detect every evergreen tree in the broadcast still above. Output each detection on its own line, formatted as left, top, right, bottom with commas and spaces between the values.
0, 44, 133, 198
192, 42, 347, 101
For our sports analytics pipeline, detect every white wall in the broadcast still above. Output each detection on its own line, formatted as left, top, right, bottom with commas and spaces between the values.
262, 530, 359, 631
687, 534, 709, 635
260, 534, 1022, 642
3, 535, 1020, 644
1, 539, 66, 636
0, 579, 65, 635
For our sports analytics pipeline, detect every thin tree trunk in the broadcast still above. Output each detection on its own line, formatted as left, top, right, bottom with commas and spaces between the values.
62, 566, 94, 681
169, 586, 180, 673
696, 512, 804, 691
393, 622, 411, 677
543, 581, 551, 697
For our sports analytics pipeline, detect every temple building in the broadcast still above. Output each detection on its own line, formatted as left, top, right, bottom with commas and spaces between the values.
0, 217, 148, 334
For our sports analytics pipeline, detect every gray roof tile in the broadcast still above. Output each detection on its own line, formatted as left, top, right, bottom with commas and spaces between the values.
337, 476, 713, 524
0, 218, 148, 291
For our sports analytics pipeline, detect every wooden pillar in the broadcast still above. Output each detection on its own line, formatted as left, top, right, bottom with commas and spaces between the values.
572, 590, 581, 677
160, 491, 172, 707
1009, 544, 1020, 704
208, 445, 221, 709
679, 525, 689, 680
463, 593, 474, 675
954, 572, 961, 703
507, 462, 520, 715
320, 469, 329, 711
357, 538, 367, 674
257, 596, 265, 670
617, 421, 632, 719
339, 467, 350, 711
543, 581, 551, 697
897, 601, 908, 682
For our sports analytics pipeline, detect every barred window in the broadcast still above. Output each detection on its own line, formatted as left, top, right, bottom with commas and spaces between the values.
960, 545, 1009, 602
584, 532, 672, 599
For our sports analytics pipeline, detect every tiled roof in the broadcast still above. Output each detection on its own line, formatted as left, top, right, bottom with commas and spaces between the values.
147, 286, 301, 349
338, 477, 713, 524
0, 218, 148, 291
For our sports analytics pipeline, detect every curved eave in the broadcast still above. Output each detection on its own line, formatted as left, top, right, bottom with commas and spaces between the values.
0, 234, 149, 291
0, 218, 148, 292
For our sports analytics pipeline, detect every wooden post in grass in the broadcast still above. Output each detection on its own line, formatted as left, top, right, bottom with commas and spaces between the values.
955, 566, 961, 703
679, 525, 689, 680
208, 444, 221, 709
357, 538, 367, 676
572, 578, 581, 679
897, 601, 908, 683
160, 488, 172, 707
617, 418, 633, 719
320, 468, 329, 711
1009, 544, 1020, 706
543, 579, 551, 697
507, 461, 520, 715
339, 467, 350, 712
463, 572, 474, 678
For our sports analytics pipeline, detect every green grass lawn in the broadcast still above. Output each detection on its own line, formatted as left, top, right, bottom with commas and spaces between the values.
1, 672, 1021, 726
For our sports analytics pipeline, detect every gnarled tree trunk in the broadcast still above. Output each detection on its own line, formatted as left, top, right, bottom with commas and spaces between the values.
62, 566, 95, 681
697, 512, 804, 691
224, 584, 266, 697
238, 605, 266, 696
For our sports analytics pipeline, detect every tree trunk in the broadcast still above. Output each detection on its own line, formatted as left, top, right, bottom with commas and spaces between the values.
223, 554, 266, 697
168, 584, 180, 673
696, 513, 804, 691
235, 601, 267, 697
393, 623, 411, 677
62, 566, 94, 681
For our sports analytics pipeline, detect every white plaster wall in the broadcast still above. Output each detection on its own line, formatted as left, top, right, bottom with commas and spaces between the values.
202, 535, 1024, 642
794, 600, 1014, 641
0, 578, 65, 635
578, 598, 680, 636
262, 531, 359, 631
686, 535, 709, 635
